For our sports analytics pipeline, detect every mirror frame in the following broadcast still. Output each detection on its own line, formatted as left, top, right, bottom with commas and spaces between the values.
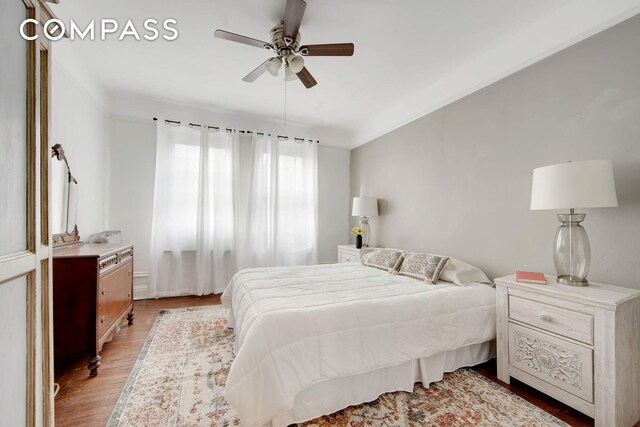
51, 143, 80, 246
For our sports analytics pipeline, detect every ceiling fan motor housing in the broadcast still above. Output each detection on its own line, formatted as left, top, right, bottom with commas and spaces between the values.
270, 23, 301, 56
267, 22, 306, 74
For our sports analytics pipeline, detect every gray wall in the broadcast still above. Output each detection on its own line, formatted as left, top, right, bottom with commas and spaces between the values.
318, 146, 351, 263
350, 14, 640, 288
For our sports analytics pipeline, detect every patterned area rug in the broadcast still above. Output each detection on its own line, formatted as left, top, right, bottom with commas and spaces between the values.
108, 306, 567, 427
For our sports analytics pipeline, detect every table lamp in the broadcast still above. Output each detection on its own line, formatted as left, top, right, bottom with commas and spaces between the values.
530, 160, 618, 286
352, 197, 378, 247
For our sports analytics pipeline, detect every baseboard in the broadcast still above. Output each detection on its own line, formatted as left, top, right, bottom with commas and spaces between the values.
133, 272, 149, 300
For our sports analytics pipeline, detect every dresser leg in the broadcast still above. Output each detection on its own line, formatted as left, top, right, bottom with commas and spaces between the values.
88, 355, 101, 377
127, 310, 135, 326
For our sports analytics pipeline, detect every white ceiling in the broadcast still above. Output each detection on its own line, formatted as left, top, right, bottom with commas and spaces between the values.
52, 0, 640, 148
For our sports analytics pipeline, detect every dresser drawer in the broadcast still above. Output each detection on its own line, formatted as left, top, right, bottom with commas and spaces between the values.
99, 258, 132, 304
98, 259, 132, 336
509, 295, 593, 345
509, 323, 593, 403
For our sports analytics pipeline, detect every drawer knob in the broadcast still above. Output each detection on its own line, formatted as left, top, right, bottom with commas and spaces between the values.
101, 289, 106, 295
100, 316, 106, 324
539, 314, 551, 322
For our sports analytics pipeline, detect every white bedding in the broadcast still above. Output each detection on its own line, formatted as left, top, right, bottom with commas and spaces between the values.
221, 262, 496, 427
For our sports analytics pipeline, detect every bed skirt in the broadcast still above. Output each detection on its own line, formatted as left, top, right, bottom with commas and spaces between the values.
269, 340, 496, 427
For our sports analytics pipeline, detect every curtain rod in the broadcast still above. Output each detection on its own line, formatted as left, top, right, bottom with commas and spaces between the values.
152, 117, 319, 144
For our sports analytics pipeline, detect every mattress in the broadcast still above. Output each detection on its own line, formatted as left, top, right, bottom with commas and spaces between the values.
221, 262, 496, 426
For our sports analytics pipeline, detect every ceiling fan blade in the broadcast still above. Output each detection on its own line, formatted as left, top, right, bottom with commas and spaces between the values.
299, 43, 354, 56
296, 67, 317, 89
283, 0, 306, 42
242, 59, 271, 82
214, 29, 273, 50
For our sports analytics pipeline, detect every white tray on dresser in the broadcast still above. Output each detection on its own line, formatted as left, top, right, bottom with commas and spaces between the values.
495, 275, 640, 427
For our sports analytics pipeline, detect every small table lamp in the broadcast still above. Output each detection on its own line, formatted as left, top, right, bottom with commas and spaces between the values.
530, 160, 618, 286
352, 197, 378, 247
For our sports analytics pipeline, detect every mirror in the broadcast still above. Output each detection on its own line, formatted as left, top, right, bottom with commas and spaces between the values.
51, 144, 80, 245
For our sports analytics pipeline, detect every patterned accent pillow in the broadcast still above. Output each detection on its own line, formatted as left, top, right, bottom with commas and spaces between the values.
398, 252, 450, 284
361, 249, 406, 272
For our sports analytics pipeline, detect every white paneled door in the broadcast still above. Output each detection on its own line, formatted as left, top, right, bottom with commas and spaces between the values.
0, 1, 54, 425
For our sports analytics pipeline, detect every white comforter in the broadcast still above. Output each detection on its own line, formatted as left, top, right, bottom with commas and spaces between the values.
221, 262, 496, 426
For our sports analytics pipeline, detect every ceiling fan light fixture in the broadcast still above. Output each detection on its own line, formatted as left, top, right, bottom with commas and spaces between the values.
284, 66, 298, 81
287, 54, 305, 73
266, 57, 282, 76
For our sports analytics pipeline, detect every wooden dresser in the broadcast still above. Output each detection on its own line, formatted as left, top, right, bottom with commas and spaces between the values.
53, 243, 135, 377
495, 275, 640, 426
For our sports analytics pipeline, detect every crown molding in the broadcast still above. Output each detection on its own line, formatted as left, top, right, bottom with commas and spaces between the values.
350, 0, 640, 149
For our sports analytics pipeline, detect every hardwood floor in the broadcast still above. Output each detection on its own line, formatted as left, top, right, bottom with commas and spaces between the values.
54, 295, 220, 427
55, 295, 594, 427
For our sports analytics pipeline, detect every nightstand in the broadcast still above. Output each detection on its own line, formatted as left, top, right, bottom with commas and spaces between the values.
494, 275, 640, 426
337, 245, 376, 263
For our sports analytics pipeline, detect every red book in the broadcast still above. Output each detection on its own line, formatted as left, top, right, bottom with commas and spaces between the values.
516, 271, 547, 285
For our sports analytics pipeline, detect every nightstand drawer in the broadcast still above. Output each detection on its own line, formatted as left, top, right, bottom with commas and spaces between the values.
339, 251, 359, 263
509, 323, 593, 403
337, 245, 377, 263
509, 295, 593, 345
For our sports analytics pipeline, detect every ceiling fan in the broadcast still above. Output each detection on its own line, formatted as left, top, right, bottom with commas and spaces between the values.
214, 0, 354, 89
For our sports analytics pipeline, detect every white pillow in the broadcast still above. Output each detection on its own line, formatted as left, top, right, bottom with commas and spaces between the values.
436, 256, 490, 286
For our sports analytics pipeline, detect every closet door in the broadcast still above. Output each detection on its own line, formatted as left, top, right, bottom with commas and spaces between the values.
0, 1, 53, 426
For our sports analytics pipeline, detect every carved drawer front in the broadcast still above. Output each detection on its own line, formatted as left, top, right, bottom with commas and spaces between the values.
99, 247, 134, 272
509, 296, 593, 345
98, 258, 132, 337
509, 323, 593, 403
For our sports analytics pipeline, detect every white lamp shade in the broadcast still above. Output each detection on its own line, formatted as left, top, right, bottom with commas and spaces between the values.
530, 160, 618, 210
352, 197, 378, 217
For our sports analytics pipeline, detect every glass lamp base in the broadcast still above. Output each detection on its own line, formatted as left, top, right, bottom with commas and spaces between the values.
553, 211, 591, 287
557, 275, 589, 287
359, 217, 371, 247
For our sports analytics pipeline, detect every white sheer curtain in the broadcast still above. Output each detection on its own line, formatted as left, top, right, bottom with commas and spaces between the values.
149, 122, 238, 297
239, 134, 318, 268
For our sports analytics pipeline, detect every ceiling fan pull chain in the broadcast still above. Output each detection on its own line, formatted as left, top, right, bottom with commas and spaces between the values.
284, 77, 288, 127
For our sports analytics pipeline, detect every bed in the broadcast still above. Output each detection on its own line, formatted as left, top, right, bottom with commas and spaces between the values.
221, 261, 496, 427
